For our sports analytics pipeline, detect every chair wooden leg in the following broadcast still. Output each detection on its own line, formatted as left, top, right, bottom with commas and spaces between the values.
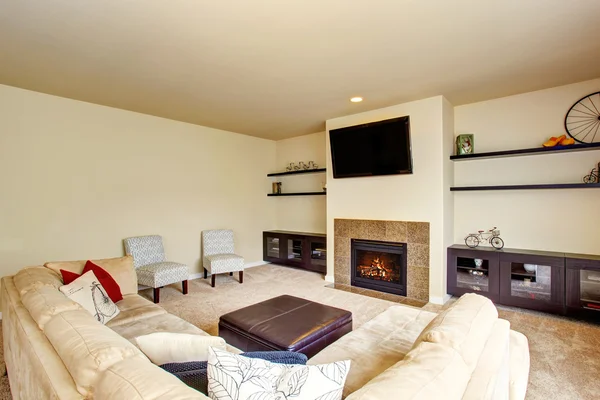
229, 272, 233, 276
239, 271, 244, 284
204, 268, 208, 279
182, 280, 188, 294
211, 274, 216, 288
153, 288, 160, 303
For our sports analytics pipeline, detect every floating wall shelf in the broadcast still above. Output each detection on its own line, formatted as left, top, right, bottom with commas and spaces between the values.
267, 192, 326, 197
450, 142, 600, 161
267, 168, 326, 177
451, 183, 600, 191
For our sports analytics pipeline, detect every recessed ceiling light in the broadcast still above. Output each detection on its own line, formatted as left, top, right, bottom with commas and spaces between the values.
350, 97, 363, 103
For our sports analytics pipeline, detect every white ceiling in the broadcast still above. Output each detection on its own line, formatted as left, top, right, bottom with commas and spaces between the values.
1, 0, 599, 140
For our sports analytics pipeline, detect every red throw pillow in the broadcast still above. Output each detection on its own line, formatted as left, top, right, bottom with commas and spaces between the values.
59, 261, 123, 303
60, 269, 81, 285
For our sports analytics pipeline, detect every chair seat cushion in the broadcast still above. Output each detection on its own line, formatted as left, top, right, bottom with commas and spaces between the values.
136, 262, 189, 288
204, 254, 244, 274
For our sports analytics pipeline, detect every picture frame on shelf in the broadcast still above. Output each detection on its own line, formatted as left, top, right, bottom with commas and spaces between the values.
456, 134, 474, 155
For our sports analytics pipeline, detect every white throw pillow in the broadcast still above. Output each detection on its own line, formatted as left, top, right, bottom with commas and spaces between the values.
135, 332, 227, 365
207, 347, 350, 400
59, 270, 120, 324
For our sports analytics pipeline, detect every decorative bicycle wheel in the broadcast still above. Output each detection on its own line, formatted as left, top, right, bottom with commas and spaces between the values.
490, 237, 504, 249
465, 235, 479, 248
564, 91, 600, 144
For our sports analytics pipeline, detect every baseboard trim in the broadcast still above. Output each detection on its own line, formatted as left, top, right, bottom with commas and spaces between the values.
189, 261, 269, 280
429, 294, 452, 305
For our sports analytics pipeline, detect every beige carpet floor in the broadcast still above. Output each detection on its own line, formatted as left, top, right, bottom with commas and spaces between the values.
1, 264, 599, 399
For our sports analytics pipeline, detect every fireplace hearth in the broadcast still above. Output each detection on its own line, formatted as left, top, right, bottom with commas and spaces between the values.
351, 239, 407, 296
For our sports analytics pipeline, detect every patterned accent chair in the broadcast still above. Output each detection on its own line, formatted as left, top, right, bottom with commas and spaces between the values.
202, 229, 244, 287
123, 235, 189, 303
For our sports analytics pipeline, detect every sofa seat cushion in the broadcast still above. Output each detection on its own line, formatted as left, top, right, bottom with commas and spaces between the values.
412, 293, 498, 373
106, 294, 167, 328
346, 342, 471, 400
21, 285, 83, 330
308, 305, 436, 398
44, 256, 138, 295
95, 358, 208, 400
44, 309, 147, 397
136, 262, 189, 288
110, 312, 242, 354
13, 266, 62, 295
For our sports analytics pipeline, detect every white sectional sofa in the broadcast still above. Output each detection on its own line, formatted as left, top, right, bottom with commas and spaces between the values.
2, 258, 529, 399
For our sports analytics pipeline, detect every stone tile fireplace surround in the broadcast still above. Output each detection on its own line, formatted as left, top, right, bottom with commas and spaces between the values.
334, 219, 430, 302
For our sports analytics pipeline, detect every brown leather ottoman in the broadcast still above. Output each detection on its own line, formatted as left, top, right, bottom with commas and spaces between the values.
218, 295, 352, 359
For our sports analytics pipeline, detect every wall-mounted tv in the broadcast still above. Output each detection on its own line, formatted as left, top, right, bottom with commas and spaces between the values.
329, 116, 412, 179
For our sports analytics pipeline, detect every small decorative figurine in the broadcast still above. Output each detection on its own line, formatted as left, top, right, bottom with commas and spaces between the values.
583, 162, 599, 184
456, 134, 474, 155
464, 227, 504, 249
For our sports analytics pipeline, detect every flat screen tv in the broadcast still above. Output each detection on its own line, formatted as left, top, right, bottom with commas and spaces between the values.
329, 116, 412, 179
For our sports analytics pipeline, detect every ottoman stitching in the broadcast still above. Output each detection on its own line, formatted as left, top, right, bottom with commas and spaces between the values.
247, 303, 311, 332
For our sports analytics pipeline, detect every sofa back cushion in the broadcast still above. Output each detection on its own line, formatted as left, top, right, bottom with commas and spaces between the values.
346, 342, 470, 400
21, 285, 83, 330
44, 309, 146, 397
95, 358, 208, 399
412, 293, 498, 373
13, 267, 62, 295
44, 256, 138, 295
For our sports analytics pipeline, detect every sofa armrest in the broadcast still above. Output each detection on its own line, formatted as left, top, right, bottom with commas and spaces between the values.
508, 330, 530, 400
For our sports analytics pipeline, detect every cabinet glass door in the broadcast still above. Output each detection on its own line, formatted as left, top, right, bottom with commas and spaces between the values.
508, 263, 552, 302
455, 257, 491, 293
499, 253, 564, 313
265, 236, 280, 259
287, 239, 303, 262
310, 241, 327, 267
580, 269, 600, 310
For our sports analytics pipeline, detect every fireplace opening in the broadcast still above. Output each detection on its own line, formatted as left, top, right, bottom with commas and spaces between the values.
351, 239, 407, 296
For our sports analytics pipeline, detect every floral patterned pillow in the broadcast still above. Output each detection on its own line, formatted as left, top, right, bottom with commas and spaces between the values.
207, 347, 350, 400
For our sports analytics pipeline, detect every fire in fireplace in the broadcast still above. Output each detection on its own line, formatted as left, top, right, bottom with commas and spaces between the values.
351, 239, 407, 296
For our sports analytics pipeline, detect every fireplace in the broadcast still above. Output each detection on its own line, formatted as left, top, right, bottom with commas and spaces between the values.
351, 239, 407, 296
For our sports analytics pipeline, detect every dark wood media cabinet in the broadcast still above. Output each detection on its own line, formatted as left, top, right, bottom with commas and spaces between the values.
263, 230, 326, 274
448, 245, 600, 319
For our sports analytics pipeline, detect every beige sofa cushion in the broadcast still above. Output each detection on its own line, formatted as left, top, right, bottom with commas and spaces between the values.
44, 256, 138, 295
136, 332, 227, 364
509, 330, 530, 400
106, 294, 167, 327
347, 342, 471, 400
308, 305, 437, 398
44, 309, 146, 397
21, 285, 83, 330
95, 358, 208, 399
462, 319, 511, 400
412, 293, 498, 372
13, 266, 62, 295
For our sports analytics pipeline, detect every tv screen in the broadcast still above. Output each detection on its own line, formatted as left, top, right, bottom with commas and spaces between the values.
329, 116, 412, 179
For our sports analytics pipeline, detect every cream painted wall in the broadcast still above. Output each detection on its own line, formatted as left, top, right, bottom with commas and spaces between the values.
325, 96, 452, 303
0, 85, 276, 277
273, 132, 326, 233
442, 97, 455, 302
454, 78, 600, 254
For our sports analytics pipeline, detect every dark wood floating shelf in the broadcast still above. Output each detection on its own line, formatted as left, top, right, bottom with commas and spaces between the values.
267, 168, 326, 177
450, 142, 600, 161
267, 192, 326, 197
451, 183, 600, 191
